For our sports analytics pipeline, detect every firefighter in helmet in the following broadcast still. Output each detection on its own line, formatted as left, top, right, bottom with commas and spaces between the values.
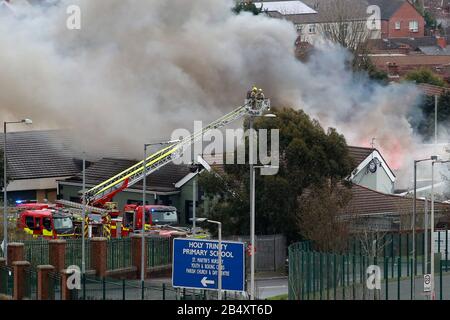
256, 88, 265, 101
248, 86, 258, 109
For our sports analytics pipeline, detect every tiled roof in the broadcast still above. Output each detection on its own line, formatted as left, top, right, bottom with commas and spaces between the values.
367, 0, 410, 20
347, 146, 374, 166
417, 83, 450, 96
369, 36, 448, 51
343, 183, 450, 216
63, 158, 191, 192
265, 0, 414, 24
371, 55, 450, 69
0, 130, 82, 180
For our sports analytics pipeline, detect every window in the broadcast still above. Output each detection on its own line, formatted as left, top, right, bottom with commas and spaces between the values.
409, 21, 418, 32
25, 216, 35, 229
53, 216, 73, 230
296, 24, 303, 33
43, 218, 52, 231
308, 24, 316, 34
395, 21, 401, 30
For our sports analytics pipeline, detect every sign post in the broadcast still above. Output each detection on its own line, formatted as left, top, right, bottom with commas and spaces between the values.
172, 238, 245, 293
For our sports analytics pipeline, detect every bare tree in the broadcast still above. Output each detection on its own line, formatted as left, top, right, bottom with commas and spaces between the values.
351, 216, 392, 300
315, 0, 375, 70
297, 182, 352, 254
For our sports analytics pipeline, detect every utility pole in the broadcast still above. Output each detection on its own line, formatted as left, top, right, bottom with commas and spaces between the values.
81, 153, 86, 275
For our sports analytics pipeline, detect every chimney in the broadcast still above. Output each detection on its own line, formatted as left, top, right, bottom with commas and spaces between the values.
387, 62, 399, 78
437, 36, 447, 49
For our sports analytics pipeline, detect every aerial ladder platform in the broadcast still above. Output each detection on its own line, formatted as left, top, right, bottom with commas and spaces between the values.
83, 94, 271, 206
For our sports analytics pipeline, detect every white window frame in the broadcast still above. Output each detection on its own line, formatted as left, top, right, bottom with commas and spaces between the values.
395, 21, 401, 30
409, 20, 418, 32
308, 24, 316, 34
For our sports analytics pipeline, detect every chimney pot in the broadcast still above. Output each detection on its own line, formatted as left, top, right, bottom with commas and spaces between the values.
437, 36, 447, 49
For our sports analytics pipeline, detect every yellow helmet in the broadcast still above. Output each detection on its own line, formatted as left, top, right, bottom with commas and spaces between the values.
252, 86, 258, 91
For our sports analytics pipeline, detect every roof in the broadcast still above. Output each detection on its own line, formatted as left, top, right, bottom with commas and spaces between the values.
266, 0, 415, 24
371, 55, 450, 67
369, 36, 449, 52
0, 130, 82, 181
347, 146, 375, 167
255, 0, 317, 14
419, 45, 450, 55
344, 183, 450, 216
366, 0, 410, 20
62, 158, 192, 193
416, 83, 450, 96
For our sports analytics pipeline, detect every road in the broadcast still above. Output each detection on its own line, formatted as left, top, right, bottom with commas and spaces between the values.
255, 277, 288, 299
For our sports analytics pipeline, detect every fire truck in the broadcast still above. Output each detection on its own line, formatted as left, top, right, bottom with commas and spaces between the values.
17, 90, 270, 239
17, 208, 74, 239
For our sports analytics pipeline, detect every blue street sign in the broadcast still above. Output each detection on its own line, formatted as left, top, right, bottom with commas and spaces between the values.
172, 238, 245, 292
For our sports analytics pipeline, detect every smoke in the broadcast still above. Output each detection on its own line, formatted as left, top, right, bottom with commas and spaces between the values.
0, 0, 440, 185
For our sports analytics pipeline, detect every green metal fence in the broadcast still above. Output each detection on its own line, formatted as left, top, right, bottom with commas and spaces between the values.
23, 239, 49, 267
289, 229, 450, 300
146, 237, 171, 267
0, 265, 13, 297
24, 267, 37, 300
107, 238, 132, 270
48, 270, 61, 300
65, 239, 91, 269
76, 275, 181, 300
18, 237, 170, 271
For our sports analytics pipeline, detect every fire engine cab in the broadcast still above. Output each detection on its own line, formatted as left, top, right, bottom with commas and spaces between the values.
123, 205, 178, 231
17, 209, 74, 239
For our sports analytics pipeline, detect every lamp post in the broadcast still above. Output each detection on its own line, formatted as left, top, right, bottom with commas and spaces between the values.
250, 165, 278, 300
430, 158, 450, 300
193, 217, 222, 299
81, 153, 86, 275
141, 139, 180, 283
412, 156, 437, 299
2, 119, 32, 262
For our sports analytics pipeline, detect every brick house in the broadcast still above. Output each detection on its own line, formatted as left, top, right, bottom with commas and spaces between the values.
370, 0, 425, 38
261, 0, 425, 42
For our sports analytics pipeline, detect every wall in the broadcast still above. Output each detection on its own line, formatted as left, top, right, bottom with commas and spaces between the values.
352, 158, 394, 194
295, 19, 382, 43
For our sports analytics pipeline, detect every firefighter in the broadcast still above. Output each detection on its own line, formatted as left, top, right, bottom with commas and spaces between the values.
249, 86, 257, 99
256, 88, 265, 101
249, 86, 258, 109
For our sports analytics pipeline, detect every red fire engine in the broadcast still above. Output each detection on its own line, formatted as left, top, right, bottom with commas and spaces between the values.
17, 209, 74, 239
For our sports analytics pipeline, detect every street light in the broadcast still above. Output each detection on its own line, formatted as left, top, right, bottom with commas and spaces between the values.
141, 139, 180, 283
192, 217, 223, 300
412, 155, 437, 299
249, 165, 279, 300
430, 158, 450, 300
247, 98, 276, 301
3, 119, 32, 262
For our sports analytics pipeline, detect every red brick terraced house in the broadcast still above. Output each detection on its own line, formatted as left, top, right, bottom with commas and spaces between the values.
370, 0, 425, 38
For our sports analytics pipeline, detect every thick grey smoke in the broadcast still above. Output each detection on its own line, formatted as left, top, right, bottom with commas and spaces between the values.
0, 0, 436, 181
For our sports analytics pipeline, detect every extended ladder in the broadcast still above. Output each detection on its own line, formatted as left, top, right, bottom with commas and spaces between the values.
84, 98, 270, 205
56, 199, 109, 215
